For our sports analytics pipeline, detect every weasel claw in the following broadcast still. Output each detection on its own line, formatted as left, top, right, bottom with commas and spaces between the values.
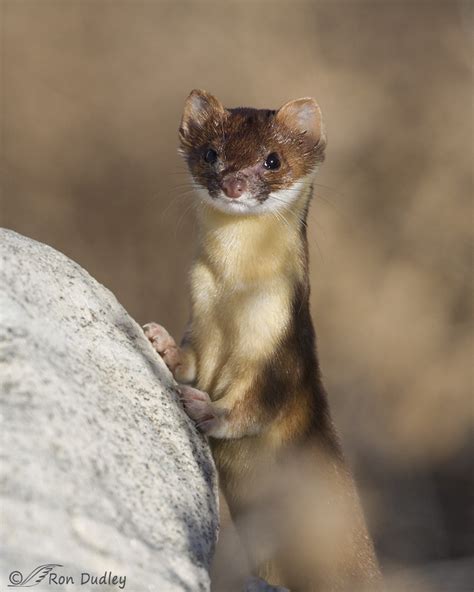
179, 385, 222, 434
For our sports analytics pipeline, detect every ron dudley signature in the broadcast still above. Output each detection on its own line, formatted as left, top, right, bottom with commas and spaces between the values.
8, 565, 127, 589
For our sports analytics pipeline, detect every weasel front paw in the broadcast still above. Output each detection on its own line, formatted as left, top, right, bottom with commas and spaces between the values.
143, 322, 182, 374
179, 385, 226, 435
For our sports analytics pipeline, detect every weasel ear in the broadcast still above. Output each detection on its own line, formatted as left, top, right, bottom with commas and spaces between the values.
179, 89, 226, 142
276, 97, 326, 146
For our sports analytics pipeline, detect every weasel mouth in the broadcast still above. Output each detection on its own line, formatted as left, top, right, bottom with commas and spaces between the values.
218, 196, 252, 211
195, 186, 274, 216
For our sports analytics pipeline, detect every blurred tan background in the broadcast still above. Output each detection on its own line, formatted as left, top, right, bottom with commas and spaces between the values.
1, 0, 472, 589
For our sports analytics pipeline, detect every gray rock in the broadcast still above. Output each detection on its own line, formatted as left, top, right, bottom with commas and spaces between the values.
0, 229, 218, 592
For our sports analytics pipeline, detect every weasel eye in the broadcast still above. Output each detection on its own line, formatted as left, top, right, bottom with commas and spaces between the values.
264, 152, 281, 170
204, 148, 218, 164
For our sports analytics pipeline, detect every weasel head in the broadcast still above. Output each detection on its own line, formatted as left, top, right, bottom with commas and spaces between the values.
178, 89, 326, 216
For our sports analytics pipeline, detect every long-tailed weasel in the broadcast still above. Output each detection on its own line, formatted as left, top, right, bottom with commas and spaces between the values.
144, 90, 382, 591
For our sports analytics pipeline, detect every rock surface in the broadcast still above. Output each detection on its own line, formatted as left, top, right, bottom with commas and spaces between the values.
0, 228, 218, 592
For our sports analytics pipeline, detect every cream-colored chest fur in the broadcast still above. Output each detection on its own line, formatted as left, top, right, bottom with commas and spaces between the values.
189, 205, 305, 402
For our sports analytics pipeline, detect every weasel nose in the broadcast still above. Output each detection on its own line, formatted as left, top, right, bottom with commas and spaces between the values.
222, 176, 247, 199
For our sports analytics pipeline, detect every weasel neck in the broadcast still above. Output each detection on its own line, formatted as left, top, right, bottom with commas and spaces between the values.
194, 188, 312, 286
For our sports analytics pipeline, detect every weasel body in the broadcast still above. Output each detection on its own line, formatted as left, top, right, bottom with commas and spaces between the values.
145, 90, 381, 591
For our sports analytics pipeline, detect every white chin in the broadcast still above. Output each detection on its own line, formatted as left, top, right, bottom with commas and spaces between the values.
212, 198, 256, 215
